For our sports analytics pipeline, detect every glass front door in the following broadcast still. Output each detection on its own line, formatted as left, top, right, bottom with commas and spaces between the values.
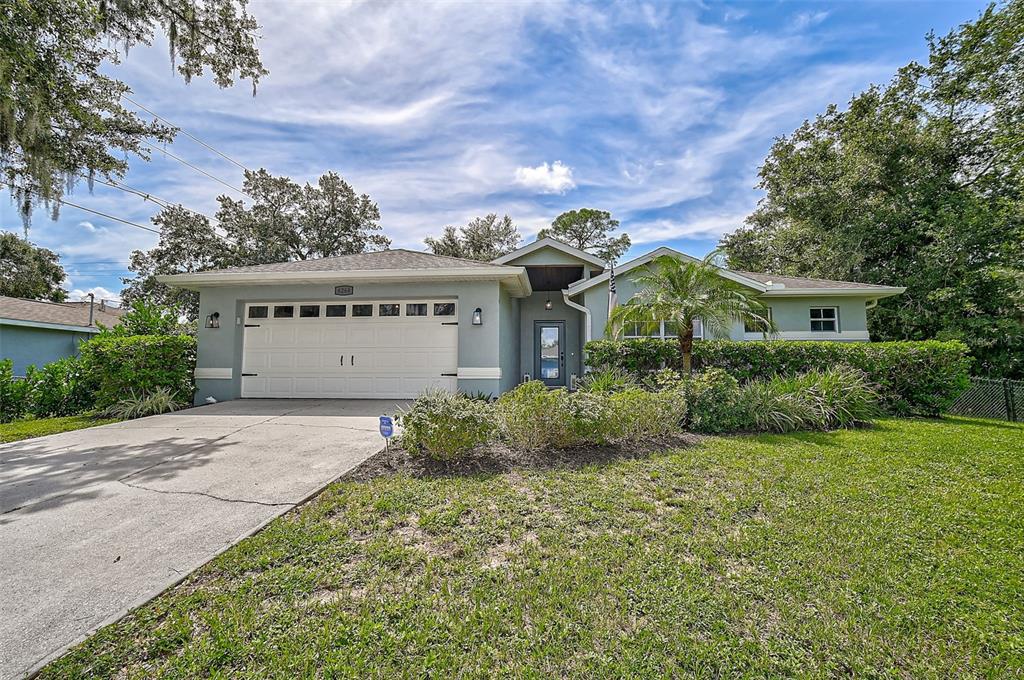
534, 321, 566, 386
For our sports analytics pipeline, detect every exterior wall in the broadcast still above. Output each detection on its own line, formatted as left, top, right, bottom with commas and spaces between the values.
579, 267, 873, 343
193, 279, 506, 404
0, 324, 95, 376
497, 286, 520, 395
518, 292, 583, 384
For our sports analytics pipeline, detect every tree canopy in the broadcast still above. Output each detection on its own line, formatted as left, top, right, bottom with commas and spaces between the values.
1, 0, 266, 226
539, 209, 631, 263
122, 170, 390, 318
0, 232, 67, 301
720, 0, 1024, 378
423, 214, 520, 261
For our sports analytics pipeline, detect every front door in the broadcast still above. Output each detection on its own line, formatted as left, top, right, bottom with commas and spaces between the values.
534, 321, 566, 387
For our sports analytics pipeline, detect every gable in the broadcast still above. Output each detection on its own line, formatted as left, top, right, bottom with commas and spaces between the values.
493, 237, 606, 268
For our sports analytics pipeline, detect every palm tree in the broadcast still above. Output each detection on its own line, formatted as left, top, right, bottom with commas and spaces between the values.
607, 252, 774, 375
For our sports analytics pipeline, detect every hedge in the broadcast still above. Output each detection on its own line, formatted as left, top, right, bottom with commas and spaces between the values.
80, 335, 197, 408
584, 338, 972, 416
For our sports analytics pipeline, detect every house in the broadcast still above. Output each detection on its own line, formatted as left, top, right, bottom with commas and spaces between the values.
159, 238, 904, 404
0, 296, 124, 376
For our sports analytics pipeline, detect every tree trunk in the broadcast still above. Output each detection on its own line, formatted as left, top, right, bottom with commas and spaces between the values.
678, 321, 694, 376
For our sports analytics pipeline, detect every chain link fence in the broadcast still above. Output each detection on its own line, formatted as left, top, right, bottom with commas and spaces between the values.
948, 377, 1023, 422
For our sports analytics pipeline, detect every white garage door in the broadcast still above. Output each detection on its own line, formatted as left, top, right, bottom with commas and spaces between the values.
241, 300, 458, 398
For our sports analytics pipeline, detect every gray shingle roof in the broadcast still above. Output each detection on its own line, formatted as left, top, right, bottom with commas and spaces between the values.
733, 271, 899, 290
204, 249, 516, 275
0, 296, 124, 329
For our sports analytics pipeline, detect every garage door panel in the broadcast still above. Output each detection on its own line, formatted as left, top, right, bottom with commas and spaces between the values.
242, 300, 458, 399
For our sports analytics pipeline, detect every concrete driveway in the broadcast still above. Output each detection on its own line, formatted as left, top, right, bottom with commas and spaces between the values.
0, 399, 403, 679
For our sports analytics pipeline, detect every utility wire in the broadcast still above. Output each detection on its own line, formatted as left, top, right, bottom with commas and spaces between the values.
152, 146, 249, 197
2, 181, 161, 235
87, 175, 220, 224
122, 94, 251, 172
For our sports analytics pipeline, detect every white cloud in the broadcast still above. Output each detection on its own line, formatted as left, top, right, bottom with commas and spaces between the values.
514, 161, 576, 194
68, 286, 121, 303
78, 221, 97, 232
792, 11, 830, 31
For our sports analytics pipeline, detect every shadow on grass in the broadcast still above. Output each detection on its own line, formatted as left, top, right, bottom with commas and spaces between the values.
344, 433, 705, 481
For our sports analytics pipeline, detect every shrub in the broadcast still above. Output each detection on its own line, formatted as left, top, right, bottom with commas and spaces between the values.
398, 390, 495, 460
741, 367, 879, 432
23, 356, 95, 417
98, 299, 187, 337
80, 335, 197, 408
585, 339, 970, 416
576, 367, 637, 394
101, 387, 186, 420
608, 388, 687, 441
684, 369, 752, 434
496, 381, 619, 449
0, 359, 31, 423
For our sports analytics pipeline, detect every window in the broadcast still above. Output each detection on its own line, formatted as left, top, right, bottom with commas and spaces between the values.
810, 307, 838, 332
273, 305, 294, 318
744, 307, 773, 333
248, 306, 268, 319
406, 303, 428, 316
299, 305, 320, 318
433, 302, 456, 316
624, 320, 699, 340
352, 304, 373, 317
325, 304, 346, 317
379, 303, 401, 317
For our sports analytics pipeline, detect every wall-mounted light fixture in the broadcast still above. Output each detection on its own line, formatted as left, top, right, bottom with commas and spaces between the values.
544, 299, 553, 310
472, 307, 483, 325
205, 312, 220, 329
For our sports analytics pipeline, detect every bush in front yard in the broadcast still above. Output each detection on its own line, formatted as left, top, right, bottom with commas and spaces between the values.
496, 381, 620, 449
585, 338, 971, 416
608, 388, 687, 440
80, 335, 197, 408
684, 368, 752, 434
23, 356, 95, 417
0, 359, 30, 423
741, 366, 879, 433
398, 390, 495, 460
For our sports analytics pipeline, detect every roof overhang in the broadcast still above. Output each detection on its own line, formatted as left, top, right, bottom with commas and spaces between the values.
492, 237, 607, 267
566, 247, 769, 295
0, 317, 100, 333
157, 266, 534, 297
759, 286, 906, 298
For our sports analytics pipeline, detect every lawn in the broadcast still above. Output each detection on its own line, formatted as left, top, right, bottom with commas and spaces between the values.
42, 417, 1024, 678
0, 415, 119, 443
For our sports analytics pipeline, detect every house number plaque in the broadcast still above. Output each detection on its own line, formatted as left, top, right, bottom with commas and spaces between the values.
334, 285, 354, 296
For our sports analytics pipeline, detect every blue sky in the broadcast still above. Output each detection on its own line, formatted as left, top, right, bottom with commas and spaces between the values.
1, 0, 989, 303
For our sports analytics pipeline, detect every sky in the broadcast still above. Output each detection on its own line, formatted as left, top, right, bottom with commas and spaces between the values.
0, 0, 990, 304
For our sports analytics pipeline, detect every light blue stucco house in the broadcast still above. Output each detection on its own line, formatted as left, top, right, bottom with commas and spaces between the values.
0, 296, 124, 377
160, 238, 904, 404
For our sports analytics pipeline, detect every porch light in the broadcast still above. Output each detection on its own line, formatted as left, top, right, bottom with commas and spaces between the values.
472, 307, 483, 325
205, 312, 220, 329
544, 299, 553, 310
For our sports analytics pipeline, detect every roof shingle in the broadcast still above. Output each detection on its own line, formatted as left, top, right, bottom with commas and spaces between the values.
732, 271, 899, 290
0, 296, 124, 330
202, 249, 514, 275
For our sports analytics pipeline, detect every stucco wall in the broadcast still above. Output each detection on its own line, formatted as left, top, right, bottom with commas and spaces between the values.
0, 324, 95, 376
193, 279, 508, 404
497, 286, 520, 395
580, 268, 873, 342
505, 246, 595, 268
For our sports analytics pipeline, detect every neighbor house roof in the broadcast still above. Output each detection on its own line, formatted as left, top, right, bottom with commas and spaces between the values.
566, 247, 904, 298
492, 237, 607, 267
158, 248, 533, 296
0, 296, 124, 333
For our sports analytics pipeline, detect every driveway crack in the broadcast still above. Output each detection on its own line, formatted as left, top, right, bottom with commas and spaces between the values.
118, 479, 294, 507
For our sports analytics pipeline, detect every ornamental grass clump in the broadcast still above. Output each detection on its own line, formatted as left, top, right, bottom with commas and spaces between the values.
398, 389, 495, 461
742, 366, 879, 432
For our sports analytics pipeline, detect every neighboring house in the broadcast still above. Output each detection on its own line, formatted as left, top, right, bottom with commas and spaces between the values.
159, 238, 904, 404
0, 296, 124, 376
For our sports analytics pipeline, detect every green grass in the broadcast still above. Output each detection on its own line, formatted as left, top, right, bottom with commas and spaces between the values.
42, 418, 1024, 678
0, 415, 119, 443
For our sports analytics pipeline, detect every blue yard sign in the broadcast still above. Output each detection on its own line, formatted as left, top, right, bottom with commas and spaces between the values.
379, 415, 394, 439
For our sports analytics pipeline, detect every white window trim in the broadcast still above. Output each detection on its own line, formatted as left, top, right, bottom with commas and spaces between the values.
624, 319, 702, 340
744, 306, 773, 334
809, 306, 840, 333
244, 300, 457, 321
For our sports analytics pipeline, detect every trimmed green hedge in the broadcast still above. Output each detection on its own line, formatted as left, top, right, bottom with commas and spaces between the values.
584, 339, 971, 416
80, 335, 197, 408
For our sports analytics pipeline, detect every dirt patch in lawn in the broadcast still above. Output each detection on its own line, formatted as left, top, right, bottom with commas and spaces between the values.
343, 433, 703, 481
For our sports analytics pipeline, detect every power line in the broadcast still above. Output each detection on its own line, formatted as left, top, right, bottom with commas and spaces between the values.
151, 145, 249, 197
2, 181, 162, 235
123, 94, 251, 172
87, 175, 220, 224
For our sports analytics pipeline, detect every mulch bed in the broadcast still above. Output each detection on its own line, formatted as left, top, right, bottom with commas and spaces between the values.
343, 433, 704, 481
